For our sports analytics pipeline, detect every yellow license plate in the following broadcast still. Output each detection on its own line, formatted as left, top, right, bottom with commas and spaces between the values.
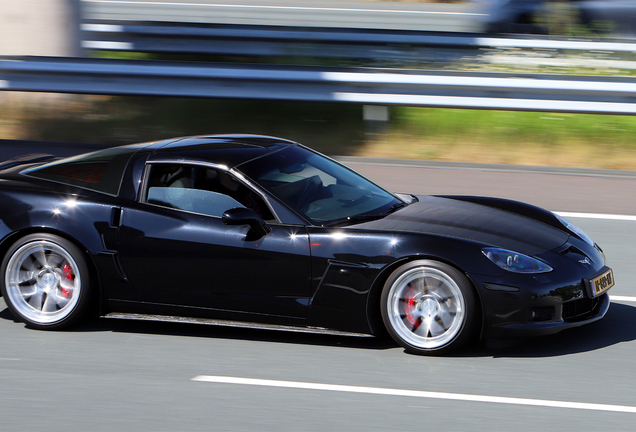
590, 268, 615, 297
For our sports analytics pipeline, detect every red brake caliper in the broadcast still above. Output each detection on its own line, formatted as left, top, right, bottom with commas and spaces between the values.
403, 285, 417, 325
61, 264, 74, 297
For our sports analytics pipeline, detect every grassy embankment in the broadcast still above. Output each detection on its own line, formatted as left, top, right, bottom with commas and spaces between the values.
367, 107, 636, 170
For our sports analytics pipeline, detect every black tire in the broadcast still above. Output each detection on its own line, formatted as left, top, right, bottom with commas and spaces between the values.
380, 260, 477, 355
0, 233, 92, 330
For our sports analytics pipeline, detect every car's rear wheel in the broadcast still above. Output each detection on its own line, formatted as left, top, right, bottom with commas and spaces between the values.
380, 260, 476, 355
0, 234, 92, 329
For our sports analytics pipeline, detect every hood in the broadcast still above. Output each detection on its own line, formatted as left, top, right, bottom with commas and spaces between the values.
356, 195, 569, 256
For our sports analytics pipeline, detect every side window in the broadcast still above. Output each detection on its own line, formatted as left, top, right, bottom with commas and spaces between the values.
144, 164, 275, 221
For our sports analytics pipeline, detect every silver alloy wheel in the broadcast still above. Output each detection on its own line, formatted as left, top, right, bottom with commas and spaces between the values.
386, 266, 466, 350
4, 240, 82, 325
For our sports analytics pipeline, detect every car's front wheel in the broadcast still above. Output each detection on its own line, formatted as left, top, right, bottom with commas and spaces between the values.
380, 260, 476, 355
0, 234, 92, 329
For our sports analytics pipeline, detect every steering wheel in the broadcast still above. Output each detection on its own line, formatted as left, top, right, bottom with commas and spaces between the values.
297, 175, 323, 211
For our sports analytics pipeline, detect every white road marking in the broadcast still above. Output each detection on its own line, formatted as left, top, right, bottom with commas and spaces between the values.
611, 295, 636, 302
192, 375, 636, 414
82, 0, 485, 15
555, 212, 636, 222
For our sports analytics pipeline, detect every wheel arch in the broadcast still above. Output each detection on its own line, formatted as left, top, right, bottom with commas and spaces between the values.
366, 254, 485, 340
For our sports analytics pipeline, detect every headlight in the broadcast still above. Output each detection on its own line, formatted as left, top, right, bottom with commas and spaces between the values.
554, 214, 594, 246
483, 248, 553, 274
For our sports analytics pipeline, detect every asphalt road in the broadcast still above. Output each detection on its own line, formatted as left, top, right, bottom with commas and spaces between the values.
1, 145, 635, 431
82, 0, 484, 32
341, 156, 636, 215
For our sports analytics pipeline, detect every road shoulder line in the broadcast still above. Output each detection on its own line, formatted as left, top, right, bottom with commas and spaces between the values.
335, 156, 636, 179
555, 212, 636, 221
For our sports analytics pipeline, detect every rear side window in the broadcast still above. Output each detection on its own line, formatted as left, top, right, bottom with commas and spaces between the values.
23, 145, 144, 196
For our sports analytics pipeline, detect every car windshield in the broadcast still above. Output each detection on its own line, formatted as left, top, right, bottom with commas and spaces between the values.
237, 145, 405, 225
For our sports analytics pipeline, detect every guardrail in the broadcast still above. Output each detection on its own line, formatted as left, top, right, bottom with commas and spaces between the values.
2, 56, 636, 114
81, 21, 636, 61
80, 0, 482, 34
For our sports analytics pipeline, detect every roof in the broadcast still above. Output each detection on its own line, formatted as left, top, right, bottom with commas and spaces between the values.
146, 134, 297, 168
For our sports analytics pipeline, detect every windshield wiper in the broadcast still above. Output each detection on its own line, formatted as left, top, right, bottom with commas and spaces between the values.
384, 202, 407, 215
322, 201, 409, 227
322, 213, 387, 227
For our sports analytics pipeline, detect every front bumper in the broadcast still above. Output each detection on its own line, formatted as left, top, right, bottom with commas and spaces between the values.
472, 268, 612, 339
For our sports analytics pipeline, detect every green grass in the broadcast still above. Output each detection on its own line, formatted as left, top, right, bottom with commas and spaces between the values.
360, 107, 636, 169
393, 107, 636, 146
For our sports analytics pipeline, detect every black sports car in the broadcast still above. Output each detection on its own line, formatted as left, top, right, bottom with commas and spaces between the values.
0, 135, 614, 355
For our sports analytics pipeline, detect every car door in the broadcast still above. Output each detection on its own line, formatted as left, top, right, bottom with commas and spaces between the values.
114, 161, 312, 320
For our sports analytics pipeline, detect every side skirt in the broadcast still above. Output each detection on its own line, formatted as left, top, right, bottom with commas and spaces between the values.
102, 312, 373, 338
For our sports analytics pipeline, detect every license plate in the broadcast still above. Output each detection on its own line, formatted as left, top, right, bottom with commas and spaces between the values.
588, 268, 615, 297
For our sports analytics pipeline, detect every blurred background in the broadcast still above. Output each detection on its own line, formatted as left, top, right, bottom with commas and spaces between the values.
3, 6, 636, 431
1, 0, 636, 169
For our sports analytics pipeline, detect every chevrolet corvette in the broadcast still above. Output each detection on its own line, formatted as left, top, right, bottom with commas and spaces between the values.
0, 135, 614, 354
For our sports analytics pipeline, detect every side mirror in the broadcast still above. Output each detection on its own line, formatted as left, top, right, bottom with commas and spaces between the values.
222, 207, 271, 240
